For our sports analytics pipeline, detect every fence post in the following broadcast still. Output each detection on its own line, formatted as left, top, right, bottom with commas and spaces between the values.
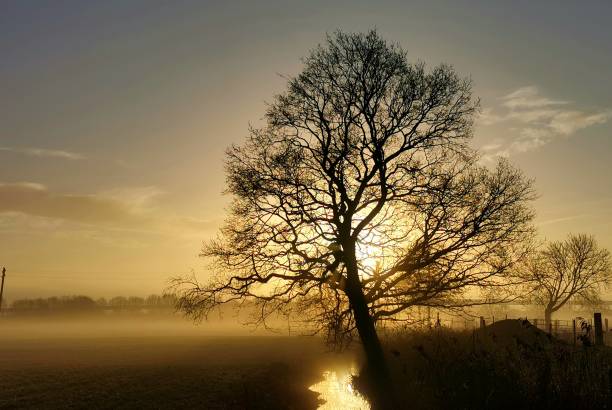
534, 318, 538, 328
594, 313, 604, 346
554, 319, 559, 336
287, 314, 291, 336
548, 321, 552, 335
605, 318, 609, 332
472, 329, 476, 351
479, 316, 485, 329
572, 319, 576, 346
0, 267, 6, 314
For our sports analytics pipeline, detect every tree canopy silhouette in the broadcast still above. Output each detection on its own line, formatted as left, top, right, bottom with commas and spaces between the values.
174, 30, 535, 408
521, 233, 611, 327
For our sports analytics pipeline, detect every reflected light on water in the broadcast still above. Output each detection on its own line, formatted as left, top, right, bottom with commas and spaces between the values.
309, 365, 370, 410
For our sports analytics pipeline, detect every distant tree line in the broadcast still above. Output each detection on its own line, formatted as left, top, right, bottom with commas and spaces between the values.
9, 294, 177, 313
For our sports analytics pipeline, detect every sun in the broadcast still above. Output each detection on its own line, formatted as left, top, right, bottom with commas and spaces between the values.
355, 230, 387, 276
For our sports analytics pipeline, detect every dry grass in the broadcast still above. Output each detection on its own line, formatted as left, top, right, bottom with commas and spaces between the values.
356, 320, 612, 410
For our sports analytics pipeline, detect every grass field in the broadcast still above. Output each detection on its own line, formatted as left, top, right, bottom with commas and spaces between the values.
0, 319, 360, 410
8, 318, 607, 409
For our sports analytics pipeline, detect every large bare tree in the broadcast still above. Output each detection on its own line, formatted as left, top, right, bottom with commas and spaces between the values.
174, 31, 534, 408
522, 233, 611, 328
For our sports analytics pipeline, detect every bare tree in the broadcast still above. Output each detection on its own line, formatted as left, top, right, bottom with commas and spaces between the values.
173, 31, 534, 408
522, 234, 611, 328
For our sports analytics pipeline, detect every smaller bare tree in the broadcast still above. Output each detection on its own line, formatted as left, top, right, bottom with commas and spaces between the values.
522, 234, 611, 327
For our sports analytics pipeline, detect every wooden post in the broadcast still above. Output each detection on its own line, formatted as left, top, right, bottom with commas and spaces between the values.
594, 313, 604, 346
472, 329, 476, 351
548, 321, 552, 335
605, 318, 609, 332
554, 319, 559, 336
572, 319, 576, 346
287, 314, 291, 336
0, 267, 6, 314
534, 318, 538, 328
479, 316, 485, 329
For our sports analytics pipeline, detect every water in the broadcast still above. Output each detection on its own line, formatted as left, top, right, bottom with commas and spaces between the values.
309, 364, 370, 410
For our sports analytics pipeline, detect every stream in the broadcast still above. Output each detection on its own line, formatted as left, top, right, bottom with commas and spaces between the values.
308, 363, 371, 409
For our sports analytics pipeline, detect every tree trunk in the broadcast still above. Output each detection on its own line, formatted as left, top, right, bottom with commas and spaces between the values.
344, 247, 397, 410
544, 307, 552, 332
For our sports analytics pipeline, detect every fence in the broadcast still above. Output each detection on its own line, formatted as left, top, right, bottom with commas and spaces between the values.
423, 313, 611, 346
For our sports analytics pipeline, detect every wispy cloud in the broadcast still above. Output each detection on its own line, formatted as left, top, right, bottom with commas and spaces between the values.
0, 146, 85, 160
478, 86, 611, 160
0, 182, 139, 225
501, 86, 568, 109
537, 214, 589, 227
0, 182, 218, 237
100, 186, 166, 209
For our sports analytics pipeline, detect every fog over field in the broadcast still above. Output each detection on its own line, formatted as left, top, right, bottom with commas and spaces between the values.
0, 314, 364, 410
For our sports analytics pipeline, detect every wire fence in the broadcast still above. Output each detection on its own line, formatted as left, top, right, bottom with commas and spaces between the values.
420, 314, 611, 346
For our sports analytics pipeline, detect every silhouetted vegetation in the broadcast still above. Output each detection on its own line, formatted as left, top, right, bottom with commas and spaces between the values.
519, 233, 611, 328
173, 29, 536, 409
7, 294, 177, 316
11, 295, 97, 312
2, 29, 607, 410
356, 320, 612, 410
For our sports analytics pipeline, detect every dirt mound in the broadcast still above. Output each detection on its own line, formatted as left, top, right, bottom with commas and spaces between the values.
477, 319, 557, 349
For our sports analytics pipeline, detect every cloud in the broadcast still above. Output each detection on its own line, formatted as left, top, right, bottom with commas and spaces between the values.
100, 186, 165, 209
501, 86, 568, 109
478, 108, 505, 126
0, 146, 85, 160
537, 214, 589, 227
478, 86, 611, 160
548, 110, 610, 135
0, 182, 219, 238
0, 182, 139, 226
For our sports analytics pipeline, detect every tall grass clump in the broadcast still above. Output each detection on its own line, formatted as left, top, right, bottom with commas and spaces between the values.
355, 320, 612, 409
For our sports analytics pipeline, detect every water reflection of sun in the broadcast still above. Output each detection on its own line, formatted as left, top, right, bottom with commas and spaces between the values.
308, 365, 370, 410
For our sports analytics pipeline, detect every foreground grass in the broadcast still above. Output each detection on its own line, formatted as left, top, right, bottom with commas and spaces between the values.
357, 319, 612, 410
1, 362, 311, 410
0, 320, 359, 410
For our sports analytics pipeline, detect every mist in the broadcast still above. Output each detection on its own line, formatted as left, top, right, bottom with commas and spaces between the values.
0, 307, 363, 409
2, 2, 612, 409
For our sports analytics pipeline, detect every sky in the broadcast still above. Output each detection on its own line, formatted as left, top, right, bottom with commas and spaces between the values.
1, 0, 611, 300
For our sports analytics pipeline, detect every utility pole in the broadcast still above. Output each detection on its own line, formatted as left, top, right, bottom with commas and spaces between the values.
0, 267, 6, 314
